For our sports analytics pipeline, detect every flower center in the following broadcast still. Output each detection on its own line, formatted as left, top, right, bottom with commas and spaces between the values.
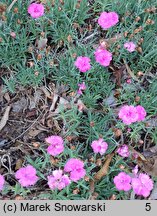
34, 7, 39, 13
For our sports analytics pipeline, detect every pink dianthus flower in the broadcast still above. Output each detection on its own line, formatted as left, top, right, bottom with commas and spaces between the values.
136, 105, 146, 121
114, 172, 132, 191
91, 138, 108, 155
15, 165, 38, 187
124, 42, 136, 52
64, 158, 86, 182
0, 174, 5, 190
98, 12, 119, 29
77, 82, 86, 95
118, 105, 138, 125
46, 135, 64, 157
118, 105, 146, 125
132, 173, 153, 197
28, 3, 44, 19
117, 144, 130, 157
74, 56, 91, 72
94, 48, 112, 67
48, 170, 71, 190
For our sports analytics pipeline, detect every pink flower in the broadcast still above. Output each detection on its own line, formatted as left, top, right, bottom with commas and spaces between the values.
98, 12, 119, 29
94, 48, 112, 67
28, 3, 44, 19
117, 144, 130, 157
64, 158, 86, 182
48, 170, 71, 190
132, 173, 153, 197
46, 135, 64, 157
118, 105, 138, 125
136, 105, 146, 121
91, 138, 108, 155
124, 42, 136, 52
77, 82, 86, 95
74, 56, 91, 72
132, 165, 138, 177
119, 105, 146, 125
0, 174, 5, 190
15, 165, 38, 187
126, 79, 132, 84
114, 172, 132, 191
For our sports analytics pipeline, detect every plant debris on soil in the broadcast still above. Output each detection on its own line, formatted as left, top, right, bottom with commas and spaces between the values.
0, 0, 157, 200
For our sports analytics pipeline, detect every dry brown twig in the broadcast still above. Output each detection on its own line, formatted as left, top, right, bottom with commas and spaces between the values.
89, 153, 114, 199
3, 109, 46, 146
94, 153, 114, 181
123, 59, 139, 82
0, 154, 12, 174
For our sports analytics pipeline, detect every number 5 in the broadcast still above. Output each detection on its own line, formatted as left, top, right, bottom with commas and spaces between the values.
145, 203, 151, 211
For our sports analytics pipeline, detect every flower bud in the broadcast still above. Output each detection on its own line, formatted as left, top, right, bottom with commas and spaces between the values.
13, 7, 18, 13
37, 54, 42, 61
123, 31, 128, 37
10, 32, 16, 38
135, 16, 141, 22
136, 46, 143, 53
135, 96, 140, 102
137, 71, 144, 77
